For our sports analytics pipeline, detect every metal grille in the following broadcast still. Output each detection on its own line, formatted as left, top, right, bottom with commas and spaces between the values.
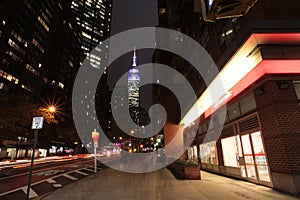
238, 115, 259, 133
222, 125, 234, 137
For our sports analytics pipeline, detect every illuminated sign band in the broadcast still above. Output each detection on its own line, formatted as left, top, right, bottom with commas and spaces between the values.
180, 33, 300, 127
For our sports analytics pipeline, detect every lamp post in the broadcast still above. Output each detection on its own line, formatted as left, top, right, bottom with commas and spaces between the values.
26, 105, 56, 200
92, 129, 99, 173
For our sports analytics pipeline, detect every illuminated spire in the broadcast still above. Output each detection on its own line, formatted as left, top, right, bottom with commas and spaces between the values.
132, 46, 137, 67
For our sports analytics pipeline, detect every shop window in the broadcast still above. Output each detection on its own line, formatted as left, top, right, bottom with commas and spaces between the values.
241, 134, 257, 179
250, 132, 270, 182
200, 141, 218, 165
221, 136, 242, 167
187, 146, 198, 160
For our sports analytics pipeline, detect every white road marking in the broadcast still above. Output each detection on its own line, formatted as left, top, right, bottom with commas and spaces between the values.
21, 186, 38, 198
53, 184, 62, 188
47, 178, 56, 184
75, 170, 88, 176
63, 174, 78, 181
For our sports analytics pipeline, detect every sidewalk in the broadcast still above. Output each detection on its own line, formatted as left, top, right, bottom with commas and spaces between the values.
39, 167, 299, 200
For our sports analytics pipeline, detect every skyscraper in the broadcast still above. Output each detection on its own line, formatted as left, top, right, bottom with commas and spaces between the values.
69, 0, 113, 146
128, 48, 140, 125
70, 0, 112, 68
0, 0, 84, 155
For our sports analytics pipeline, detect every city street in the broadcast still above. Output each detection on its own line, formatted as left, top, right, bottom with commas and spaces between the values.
0, 154, 116, 199
1, 0, 300, 198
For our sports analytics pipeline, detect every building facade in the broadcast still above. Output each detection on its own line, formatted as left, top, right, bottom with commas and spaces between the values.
70, 0, 112, 68
0, 0, 85, 158
157, 0, 300, 195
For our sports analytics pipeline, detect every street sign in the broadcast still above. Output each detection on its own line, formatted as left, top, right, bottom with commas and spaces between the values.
31, 117, 44, 130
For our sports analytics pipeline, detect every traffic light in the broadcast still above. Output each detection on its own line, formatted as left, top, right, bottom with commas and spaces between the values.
201, 0, 258, 22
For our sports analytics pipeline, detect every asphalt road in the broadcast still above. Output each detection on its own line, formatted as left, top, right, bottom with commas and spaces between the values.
0, 156, 108, 199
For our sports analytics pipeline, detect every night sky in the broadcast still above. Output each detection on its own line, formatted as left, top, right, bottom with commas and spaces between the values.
110, 0, 158, 35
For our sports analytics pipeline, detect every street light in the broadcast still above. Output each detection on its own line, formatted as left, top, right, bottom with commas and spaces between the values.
48, 105, 56, 113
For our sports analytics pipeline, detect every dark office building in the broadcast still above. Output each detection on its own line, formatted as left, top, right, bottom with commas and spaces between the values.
157, 0, 300, 195
0, 0, 84, 158
70, 0, 112, 68
69, 0, 112, 148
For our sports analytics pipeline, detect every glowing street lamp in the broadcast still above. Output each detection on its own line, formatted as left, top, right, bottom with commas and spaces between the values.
48, 105, 56, 113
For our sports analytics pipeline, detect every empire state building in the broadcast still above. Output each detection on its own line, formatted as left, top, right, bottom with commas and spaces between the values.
128, 48, 140, 124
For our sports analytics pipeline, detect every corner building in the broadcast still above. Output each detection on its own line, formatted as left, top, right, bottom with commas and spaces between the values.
161, 0, 300, 195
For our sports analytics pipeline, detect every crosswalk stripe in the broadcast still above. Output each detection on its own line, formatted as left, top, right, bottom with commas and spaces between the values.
63, 174, 78, 181
75, 170, 89, 176
47, 178, 56, 184
53, 184, 62, 188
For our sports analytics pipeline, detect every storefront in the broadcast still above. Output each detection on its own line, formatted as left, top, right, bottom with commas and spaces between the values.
221, 128, 271, 185
199, 141, 219, 171
180, 33, 300, 193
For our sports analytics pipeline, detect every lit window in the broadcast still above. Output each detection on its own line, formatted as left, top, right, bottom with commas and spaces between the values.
69, 23, 73, 30
159, 8, 166, 15
82, 32, 91, 39
69, 60, 73, 68
0, 83, 4, 89
37, 16, 49, 32
26, 64, 39, 76
221, 136, 242, 167
43, 77, 48, 83
21, 84, 32, 92
32, 39, 44, 53
58, 82, 64, 89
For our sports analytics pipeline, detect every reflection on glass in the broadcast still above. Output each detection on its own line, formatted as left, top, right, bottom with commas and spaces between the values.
240, 165, 246, 178
241, 134, 257, 179
200, 141, 218, 165
221, 136, 241, 167
251, 132, 270, 182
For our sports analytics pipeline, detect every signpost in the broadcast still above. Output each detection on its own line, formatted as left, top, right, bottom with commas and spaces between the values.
26, 117, 44, 200
92, 129, 99, 173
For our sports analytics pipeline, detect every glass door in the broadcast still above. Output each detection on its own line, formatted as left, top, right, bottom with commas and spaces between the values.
241, 134, 257, 179
251, 132, 271, 182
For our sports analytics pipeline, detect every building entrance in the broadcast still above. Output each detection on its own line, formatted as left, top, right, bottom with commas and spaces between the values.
240, 131, 271, 184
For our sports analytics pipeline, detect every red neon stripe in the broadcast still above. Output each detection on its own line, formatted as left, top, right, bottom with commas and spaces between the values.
244, 154, 266, 157
204, 60, 300, 118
